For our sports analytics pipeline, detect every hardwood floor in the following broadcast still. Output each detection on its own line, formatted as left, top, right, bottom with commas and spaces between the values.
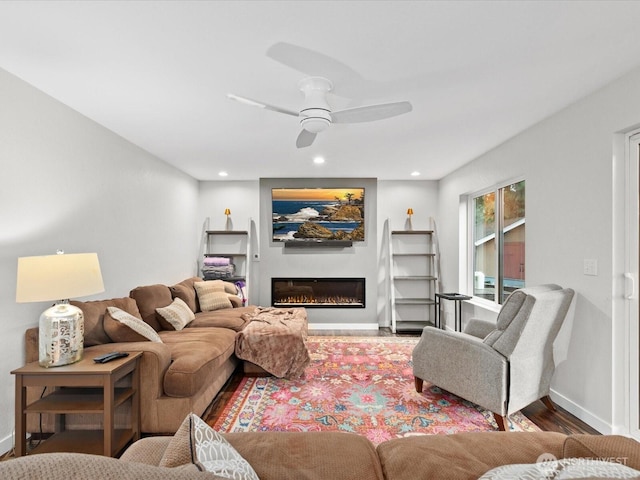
521, 400, 599, 435
204, 328, 599, 435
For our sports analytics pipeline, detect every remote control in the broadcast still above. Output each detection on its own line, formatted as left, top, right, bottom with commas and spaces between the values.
93, 352, 129, 363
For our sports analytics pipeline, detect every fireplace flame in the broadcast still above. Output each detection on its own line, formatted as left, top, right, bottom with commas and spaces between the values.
275, 295, 362, 305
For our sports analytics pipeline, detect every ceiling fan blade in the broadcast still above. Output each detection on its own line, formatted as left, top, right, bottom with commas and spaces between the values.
227, 93, 299, 117
296, 129, 317, 148
331, 101, 413, 124
266, 42, 365, 97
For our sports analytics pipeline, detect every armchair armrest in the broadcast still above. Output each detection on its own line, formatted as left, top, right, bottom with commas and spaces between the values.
412, 327, 509, 415
464, 318, 496, 339
97, 342, 172, 396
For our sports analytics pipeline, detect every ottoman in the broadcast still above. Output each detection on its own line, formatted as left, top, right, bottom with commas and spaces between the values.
234, 307, 310, 378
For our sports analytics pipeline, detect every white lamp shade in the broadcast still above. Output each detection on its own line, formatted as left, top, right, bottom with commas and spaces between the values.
16, 252, 105, 303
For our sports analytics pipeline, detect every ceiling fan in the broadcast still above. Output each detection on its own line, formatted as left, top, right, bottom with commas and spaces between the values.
227, 43, 413, 148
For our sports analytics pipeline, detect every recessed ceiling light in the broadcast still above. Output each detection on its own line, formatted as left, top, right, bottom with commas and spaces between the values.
410, 171, 421, 177
313, 156, 325, 165
218, 171, 228, 177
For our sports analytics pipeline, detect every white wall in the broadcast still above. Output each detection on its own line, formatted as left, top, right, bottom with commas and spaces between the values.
198, 181, 260, 302
198, 181, 260, 233
437, 65, 640, 433
0, 68, 200, 453
376, 180, 439, 327
199, 179, 439, 328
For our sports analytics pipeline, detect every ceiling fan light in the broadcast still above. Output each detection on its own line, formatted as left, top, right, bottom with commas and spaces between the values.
301, 117, 330, 134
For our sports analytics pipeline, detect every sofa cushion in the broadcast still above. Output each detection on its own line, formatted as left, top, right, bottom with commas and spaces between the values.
188, 306, 256, 331
228, 295, 243, 308
490, 296, 537, 357
156, 298, 196, 331
0, 452, 224, 480
194, 281, 233, 311
483, 290, 527, 347
130, 284, 173, 331
159, 328, 237, 397
484, 285, 564, 351
105, 306, 163, 343
160, 414, 196, 468
223, 431, 385, 480
376, 432, 565, 480
222, 281, 238, 295
160, 414, 258, 479
563, 435, 640, 471
170, 277, 202, 313
70, 297, 141, 346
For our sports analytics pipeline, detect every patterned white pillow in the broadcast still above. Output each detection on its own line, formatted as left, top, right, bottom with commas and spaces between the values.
479, 458, 640, 479
106, 306, 163, 342
190, 414, 259, 480
156, 297, 195, 331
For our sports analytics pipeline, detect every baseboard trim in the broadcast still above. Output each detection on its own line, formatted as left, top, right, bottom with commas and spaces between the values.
550, 388, 611, 434
308, 323, 380, 331
0, 432, 13, 458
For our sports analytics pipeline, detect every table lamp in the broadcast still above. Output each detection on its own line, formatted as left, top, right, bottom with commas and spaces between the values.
407, 208, 414, 230
16, 251, 105, 367
224, 208, 232, 230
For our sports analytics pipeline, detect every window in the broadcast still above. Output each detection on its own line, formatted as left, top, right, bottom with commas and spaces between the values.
471, 180, 525, 304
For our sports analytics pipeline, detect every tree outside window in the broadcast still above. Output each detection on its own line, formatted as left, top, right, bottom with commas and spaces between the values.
472, 180, 525, 304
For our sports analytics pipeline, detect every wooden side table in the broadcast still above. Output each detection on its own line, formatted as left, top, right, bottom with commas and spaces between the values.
12, 351, 142, 457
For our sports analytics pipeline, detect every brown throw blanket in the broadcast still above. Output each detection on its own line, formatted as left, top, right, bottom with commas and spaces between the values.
235, 307, 310, 378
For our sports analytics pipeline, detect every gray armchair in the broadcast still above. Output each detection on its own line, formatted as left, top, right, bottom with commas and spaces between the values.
412, 284, 575, 430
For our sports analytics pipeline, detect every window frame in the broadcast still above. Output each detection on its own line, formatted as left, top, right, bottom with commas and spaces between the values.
466, 177, 525, 306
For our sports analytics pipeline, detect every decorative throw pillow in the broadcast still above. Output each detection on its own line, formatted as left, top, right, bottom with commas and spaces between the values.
227, 295, 243, 308
194, 281, 233, 312
104, 307, 163, 343
222, 281, 238, 295
479, 458, 640, 479
156, 297, 196, 331
159, 413, 195, 468
196, 280, 225, 292
160, 413, 259, 480
170, 283, 199, 313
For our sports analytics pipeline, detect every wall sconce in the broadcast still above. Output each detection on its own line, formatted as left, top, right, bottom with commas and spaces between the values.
16, 251, 105, 367
407, 208, 414, 231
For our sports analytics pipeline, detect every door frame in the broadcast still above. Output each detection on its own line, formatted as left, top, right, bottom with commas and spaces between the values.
626, 132, 640, 440
613, 128, 640, 437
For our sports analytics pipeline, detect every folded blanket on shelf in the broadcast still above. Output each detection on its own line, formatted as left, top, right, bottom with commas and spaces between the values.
202, 264, 235, 279
203, 256, 231, 266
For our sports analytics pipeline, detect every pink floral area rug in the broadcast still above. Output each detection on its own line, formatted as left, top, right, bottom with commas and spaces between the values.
212, 336, 540, 444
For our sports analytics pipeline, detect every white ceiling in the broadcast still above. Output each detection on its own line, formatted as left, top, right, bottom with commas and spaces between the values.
2, 1, 640, 181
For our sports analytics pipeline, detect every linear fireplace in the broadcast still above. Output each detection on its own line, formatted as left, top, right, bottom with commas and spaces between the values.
272, 277, 365, 308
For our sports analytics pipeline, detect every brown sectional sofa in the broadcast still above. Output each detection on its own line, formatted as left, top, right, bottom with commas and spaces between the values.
25, 277, 257, 434
2, 431, 639, 479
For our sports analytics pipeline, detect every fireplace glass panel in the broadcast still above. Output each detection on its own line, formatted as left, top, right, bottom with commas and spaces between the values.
272, 278, 365, 308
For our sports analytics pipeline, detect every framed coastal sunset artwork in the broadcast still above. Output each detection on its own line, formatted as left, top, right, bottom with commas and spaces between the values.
271, 187, 365, 243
